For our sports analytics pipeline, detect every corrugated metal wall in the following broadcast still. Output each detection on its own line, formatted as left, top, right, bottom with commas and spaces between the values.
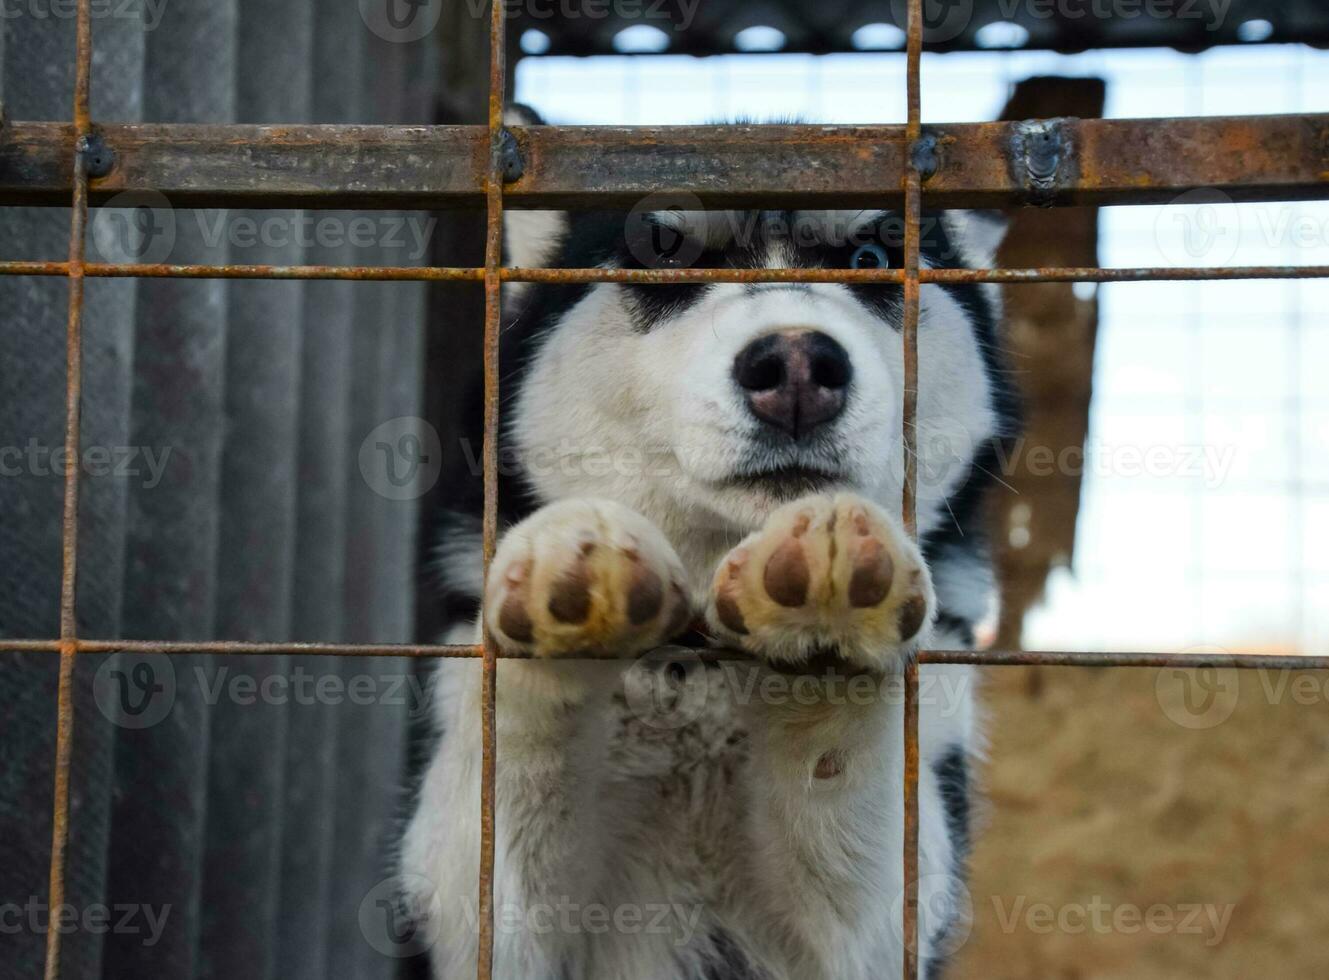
0, 2, 438, 977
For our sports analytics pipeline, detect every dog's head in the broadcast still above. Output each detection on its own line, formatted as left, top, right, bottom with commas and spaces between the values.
500, 198, 1012, 553
490, 108, 1009, 557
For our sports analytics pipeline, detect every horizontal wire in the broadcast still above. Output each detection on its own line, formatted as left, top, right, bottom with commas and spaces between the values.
2, 261, 1328, 284
4, 638, 1327, 670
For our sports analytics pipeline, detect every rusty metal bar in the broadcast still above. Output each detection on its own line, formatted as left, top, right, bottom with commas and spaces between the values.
920, 266, 1329, 284
83, 263, 483, 281
477, 1, 507, 978
4, 261, 1328, 285
901, 657, 921, 974
44, 2, 93, 978
900, 0, 923, 976
7, 639, 1329, 671
3, 114, 1328, 210
506, 266, 1329, 285
919, 649, 1329, 669
78, 640, 483, 658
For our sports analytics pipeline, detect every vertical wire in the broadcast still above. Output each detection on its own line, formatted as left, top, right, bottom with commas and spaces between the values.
901, 0, 924, 977
45, 2, 94, 978
477, 1, 507, 978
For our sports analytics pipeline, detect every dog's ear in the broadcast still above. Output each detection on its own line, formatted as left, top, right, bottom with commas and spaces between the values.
503, 103, 546, 126
945, 210, 1008, 269
502, 104, 568, 274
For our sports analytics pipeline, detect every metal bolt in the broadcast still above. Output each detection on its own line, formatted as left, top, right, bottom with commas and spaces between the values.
77, 132, 115, 178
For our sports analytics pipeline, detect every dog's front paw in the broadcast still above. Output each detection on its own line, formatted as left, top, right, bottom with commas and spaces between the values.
485, 499, 693, 657
706, 493, 933, 671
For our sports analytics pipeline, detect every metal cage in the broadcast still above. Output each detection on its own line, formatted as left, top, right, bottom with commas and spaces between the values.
7, 1, 1329, 977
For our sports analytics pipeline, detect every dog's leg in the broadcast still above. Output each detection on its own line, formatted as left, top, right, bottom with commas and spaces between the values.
402, 498, 692, 980
705, 492, 963, 980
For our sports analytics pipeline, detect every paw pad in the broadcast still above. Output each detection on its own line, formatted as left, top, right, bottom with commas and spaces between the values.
897, 593, 928, 643
706, 493, 934, 670
626, 563, 664, 625
763, 538, 810, 607
547, 554, 594, 624
848, 537, 893, 608
497, 560, 535, 642
485, 500, 693, 658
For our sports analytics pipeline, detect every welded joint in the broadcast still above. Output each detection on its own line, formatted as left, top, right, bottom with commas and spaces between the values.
1008, 118, 1075, 206
910, 133, 940, 181
499, 127, 524, 183
76, 132, 115, 178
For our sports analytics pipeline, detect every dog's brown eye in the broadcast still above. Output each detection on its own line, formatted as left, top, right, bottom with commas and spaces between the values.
851, 244, 890, 270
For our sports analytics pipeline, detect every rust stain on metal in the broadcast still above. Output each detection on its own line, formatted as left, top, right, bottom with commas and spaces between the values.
1008, 118, 1074, 205
44, 3, 93, 979
2, 115, 1327, 210
9, 638, 1329, 673
920, 650, 1329, 670
6, 262, 1327, 286
477, 1, 507, 977
902, 657, 922, 976
2, 260, 1329, 283
87, 262, 484, 281
901, 3, 923, 977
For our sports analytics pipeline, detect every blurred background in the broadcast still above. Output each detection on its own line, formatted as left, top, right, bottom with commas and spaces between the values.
1, 1, 1327, 978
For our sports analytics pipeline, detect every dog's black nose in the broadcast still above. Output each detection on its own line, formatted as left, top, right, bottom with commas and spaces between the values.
733, 330, 852, 439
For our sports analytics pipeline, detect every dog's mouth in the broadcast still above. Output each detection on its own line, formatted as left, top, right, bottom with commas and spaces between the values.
723, 465, 846, 499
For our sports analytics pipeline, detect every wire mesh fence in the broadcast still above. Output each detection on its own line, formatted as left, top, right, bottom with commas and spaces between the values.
6, 0, 1329, 978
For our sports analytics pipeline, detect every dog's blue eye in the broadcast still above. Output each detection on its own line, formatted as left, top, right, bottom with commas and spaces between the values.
850, 244, 891, 270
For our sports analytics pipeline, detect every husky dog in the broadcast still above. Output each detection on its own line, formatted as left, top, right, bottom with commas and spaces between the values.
402, 108, 1014, 980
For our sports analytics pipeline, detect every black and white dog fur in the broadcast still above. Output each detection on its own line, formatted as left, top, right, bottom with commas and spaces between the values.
403, 108, 1015, 980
